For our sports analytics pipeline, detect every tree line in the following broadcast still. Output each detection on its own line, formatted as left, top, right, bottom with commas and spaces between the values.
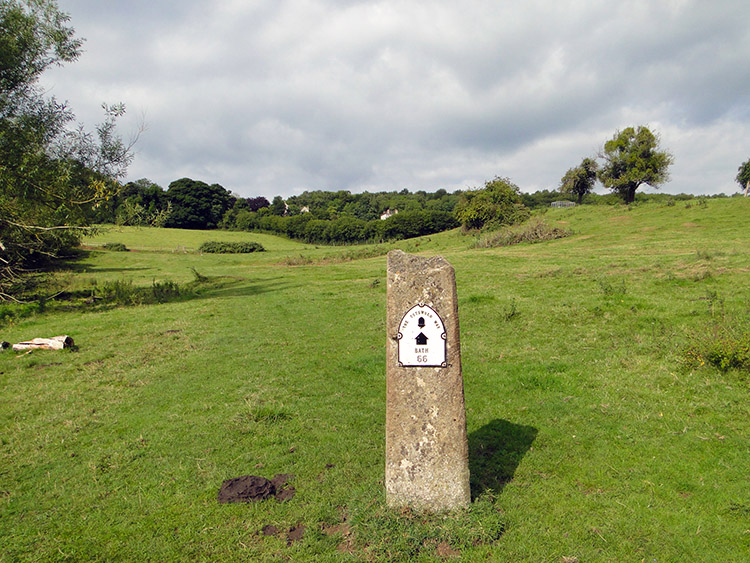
94, 179, 462, 244
92, 166, 743, 247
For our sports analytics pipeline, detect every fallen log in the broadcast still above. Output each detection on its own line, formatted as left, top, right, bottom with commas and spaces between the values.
12, 335, 74, 351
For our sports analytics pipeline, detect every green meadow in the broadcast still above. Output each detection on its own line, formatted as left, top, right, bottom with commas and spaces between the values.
1, 198, 749, 561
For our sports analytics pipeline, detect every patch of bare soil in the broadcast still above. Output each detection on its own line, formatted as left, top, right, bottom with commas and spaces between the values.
261, 525, 279, 536
286, 525, 305, 545
436, 541, 462, 559
217, 474, 295, 503
322, 523, 351, 537
258, 523, 306, 545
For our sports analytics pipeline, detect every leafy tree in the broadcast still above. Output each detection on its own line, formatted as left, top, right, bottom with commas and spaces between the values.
0, 0, 134, 296
107, 178, 169, 225
246, 196, 270, 212
218, 195, 269, 229
269, 195, 286, 216
455, 177, 529, 230
560, 157, 598, 204
165, 178, 233, 229
736, 158, 750, 196
520, 189, 574, 209
230, 196, 269, 213
598, 126, 673, 204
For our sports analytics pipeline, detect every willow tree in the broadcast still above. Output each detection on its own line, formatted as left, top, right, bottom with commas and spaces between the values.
0, 0, 134, 297
598, 126, 673, 204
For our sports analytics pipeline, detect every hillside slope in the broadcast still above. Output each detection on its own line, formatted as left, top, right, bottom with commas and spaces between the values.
1, 198, 748, 561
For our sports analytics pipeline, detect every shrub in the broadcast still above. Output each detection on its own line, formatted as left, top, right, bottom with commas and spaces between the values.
97, 279, 181, 305
456, 177, 529, 230
102, 242, 129, 252
149, 280, 180, 303
98, 280, 140, 305
474, 217, 571, 248
683, 320, 750, 374
198, 241, 265, 253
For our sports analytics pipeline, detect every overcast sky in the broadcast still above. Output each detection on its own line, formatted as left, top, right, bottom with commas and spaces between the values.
41, 0, 750, 199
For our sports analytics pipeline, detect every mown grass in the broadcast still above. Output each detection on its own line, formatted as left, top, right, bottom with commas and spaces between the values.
1, 198, 749, 561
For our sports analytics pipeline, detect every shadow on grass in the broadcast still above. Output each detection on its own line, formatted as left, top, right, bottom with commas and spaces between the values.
468, 418, 538, 499
68, 266, 156, 274
58, 251, 295, 302
58, 250, 149, 273
191, 276, 294, 299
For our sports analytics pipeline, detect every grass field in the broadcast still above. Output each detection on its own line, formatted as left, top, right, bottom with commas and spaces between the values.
1, 198, 749, 561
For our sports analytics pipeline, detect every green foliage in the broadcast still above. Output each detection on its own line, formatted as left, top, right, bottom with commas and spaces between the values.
147, 279, 180, 303
197, 240, 265, 254
598, 126, 674, 203
455, 176, 530, 230
380, 210, 458, 241
683, 316, 750, 374
559, 157, 598, 204
0, 0, 133, 297
228, 207, 457, 244
165, 178, 233, 229
474, 216, 571, 248
102, 178, 171, 226
285, 188, 460, 222
520, 189, 575, 209
736, 157, 750, 194
502, 298, 520, 321
269, 195, 286, 216
102, 242, 128, 252
97, 278, 180, 305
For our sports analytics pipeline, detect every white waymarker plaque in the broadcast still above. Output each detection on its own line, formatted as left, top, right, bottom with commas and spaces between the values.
397, 304, 447, 367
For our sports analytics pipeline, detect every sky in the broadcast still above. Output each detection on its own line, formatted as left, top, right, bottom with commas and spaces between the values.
40, 0, 750, 199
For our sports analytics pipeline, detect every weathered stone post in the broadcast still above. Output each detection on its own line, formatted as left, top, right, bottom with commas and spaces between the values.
385, 250, 470, 511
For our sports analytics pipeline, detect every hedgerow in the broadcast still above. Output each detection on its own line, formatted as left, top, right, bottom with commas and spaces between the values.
198, 241, 265, 253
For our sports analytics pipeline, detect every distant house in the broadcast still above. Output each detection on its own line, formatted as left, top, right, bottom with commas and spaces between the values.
300, 206, 310, 213
551, 201, 576, 208
380, 208, 399, 220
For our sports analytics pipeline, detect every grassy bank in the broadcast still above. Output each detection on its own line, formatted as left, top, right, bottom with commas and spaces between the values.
1, 198, 749, 561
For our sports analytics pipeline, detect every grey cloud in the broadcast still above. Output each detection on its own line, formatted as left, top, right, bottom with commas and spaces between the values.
42, 0, 750, 197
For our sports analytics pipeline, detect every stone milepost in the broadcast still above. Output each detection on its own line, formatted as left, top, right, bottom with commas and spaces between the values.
385, 250, 471, 512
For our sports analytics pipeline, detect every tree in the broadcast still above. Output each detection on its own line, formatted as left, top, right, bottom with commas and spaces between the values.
560, 157, 598, 204
246, 196, 270, 212
105, 178, 169, 226
269, 195, 286, 216
165, 178, 233, 229
0, 0, 134, 297
455, 177, 529, 230
597, 126, 673, 204
736, 158, 750, 197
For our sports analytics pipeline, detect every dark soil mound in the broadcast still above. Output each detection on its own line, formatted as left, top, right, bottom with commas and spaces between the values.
217, 474, 295, 503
